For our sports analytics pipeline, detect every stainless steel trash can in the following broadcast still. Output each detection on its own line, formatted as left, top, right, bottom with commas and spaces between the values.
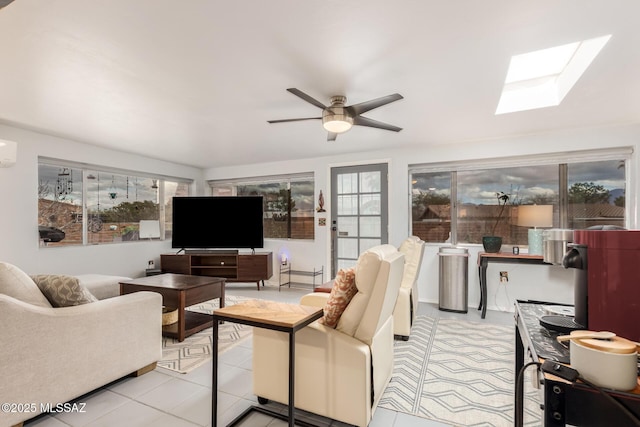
438, 247, 469, 313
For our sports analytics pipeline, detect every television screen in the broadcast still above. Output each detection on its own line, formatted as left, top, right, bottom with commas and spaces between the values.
171, 196, 264, 250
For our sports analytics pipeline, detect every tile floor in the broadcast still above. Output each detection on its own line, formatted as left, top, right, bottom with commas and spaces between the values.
23, 283, 513, 427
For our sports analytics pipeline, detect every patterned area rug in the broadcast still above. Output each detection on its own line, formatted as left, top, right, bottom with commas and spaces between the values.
379, 315, 540, 426
157, 295, 252, 374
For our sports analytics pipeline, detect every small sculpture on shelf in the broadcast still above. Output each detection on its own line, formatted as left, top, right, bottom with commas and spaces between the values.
316, 190, 326, 212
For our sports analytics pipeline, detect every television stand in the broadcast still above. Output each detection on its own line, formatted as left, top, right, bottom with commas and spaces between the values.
161, 252, 273, 291
184, 249, 239, 255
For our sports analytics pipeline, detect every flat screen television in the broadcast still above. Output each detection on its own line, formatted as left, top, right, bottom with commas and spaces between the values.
171, 196, 264, 251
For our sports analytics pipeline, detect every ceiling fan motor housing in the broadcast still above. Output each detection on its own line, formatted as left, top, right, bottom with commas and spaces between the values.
323, 96, 353, 133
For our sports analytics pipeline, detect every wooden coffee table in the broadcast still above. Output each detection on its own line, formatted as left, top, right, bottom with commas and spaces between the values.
119, 273, 225, 342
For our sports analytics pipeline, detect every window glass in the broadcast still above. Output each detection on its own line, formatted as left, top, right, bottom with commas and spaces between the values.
457, 165, 557, 245
411, 172, 452, 243
567, 160, 625, 229
410, 154, 627, 246
85, 172, 160, 244
164, 181, 190, 240
38, 160, 192, 246
38, 164, 83, 246
210, 174, 315, 240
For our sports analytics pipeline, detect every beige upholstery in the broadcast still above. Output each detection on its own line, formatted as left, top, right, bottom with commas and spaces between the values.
393, 236, 426, 340
252, 244, 404, 427
0, 263, 162, 427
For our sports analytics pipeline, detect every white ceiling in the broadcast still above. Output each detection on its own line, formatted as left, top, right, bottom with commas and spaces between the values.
0, 0, 638, 169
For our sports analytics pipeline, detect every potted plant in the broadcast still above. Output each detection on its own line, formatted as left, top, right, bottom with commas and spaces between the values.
482, 191, 510, 253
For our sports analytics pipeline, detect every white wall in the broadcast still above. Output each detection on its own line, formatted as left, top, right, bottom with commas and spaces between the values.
206, 123, 640, 312
0, 124, 204, 278
1, 121, 638, 308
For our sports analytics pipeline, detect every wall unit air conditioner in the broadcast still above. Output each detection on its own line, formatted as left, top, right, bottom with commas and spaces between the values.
0, 139, 17, 167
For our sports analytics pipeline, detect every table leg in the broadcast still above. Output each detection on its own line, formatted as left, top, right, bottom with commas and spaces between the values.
212, 318, 219, 427
480, 260, 488, 319
477, 265, 483, 311
288, 331, 295, 427
178, 291, 186, 342
515, 320, 524, 426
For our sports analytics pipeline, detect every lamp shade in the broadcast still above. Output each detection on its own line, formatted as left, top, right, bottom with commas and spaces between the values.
517, 205, 553, 228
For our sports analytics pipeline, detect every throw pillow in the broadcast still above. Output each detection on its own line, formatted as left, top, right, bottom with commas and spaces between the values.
0, 262, 52, 307
30, 274, 98, 307
319, 267, 357, 328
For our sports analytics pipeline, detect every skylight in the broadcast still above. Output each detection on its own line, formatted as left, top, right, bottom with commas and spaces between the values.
495, 35, 611, 115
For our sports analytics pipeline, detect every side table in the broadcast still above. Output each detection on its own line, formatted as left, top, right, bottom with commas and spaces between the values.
211, 299, 323, 427
477, 252, 548, 318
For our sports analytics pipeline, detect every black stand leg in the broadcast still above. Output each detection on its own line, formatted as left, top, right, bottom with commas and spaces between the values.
212, 319, 219, 427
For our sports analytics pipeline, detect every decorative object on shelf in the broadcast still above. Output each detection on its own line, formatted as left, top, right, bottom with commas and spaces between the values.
482, 191, 510, 253
517, 205, 553, 255
316, 190, 326, 212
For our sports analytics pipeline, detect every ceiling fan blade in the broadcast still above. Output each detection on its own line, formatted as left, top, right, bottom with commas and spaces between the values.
353, 116, 402, 132
348, 93, 403, 115
327, 132, 338, 142
287, 88, 327, 110
267, 117, 321, 124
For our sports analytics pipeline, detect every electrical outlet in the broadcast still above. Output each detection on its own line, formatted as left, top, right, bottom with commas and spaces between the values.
499, 271, 508, 283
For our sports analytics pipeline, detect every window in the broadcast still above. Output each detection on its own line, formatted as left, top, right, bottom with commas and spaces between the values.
209, 173, 315, 240
38, 159, 192, 247
410, 150, 629, 245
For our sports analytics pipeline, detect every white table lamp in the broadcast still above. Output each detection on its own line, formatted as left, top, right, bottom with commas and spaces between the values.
517, 205, 553, 255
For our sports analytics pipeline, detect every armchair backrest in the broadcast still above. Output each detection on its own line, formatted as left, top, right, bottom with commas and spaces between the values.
336, 244, 405, 345
398, 236, 425, 289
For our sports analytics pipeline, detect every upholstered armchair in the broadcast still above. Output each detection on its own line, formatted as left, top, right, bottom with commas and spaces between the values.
252, 244, 405, 427
393, 236, 426, 340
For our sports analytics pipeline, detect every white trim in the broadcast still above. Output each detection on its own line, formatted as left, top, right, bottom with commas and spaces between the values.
409, 147, 633, 173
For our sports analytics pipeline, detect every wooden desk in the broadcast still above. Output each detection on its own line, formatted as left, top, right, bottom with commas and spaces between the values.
211, 300, 323, 427
514, 301, 640, 426
477, 252, 548, 319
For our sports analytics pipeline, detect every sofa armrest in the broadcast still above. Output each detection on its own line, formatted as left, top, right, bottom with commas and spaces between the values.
0, 291, 162, 426
300, 292, 329, 308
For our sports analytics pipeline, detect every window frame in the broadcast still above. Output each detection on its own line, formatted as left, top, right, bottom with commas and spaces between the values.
409, 147, 633, 246
208, 172, 315, 241
38, 157, 193, 247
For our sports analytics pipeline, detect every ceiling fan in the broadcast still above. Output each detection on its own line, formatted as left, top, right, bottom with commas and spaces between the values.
268, 88, 403, 141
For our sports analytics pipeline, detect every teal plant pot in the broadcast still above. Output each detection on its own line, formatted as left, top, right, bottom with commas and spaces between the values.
482, 236, 502, 253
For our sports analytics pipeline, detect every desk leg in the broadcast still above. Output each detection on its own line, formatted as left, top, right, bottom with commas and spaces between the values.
515, 321, 524, 427
212, 319, 219, 427
479, 260, 488, 319
288, 331, 295, 427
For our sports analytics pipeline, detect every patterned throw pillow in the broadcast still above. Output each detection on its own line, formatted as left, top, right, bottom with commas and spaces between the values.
319, 267, 357, 328
30, 275, 98, 307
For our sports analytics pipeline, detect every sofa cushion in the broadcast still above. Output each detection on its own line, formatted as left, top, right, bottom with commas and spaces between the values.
30, 275, 97, 307
319, 267, 356, 328
0, 262, 52, 307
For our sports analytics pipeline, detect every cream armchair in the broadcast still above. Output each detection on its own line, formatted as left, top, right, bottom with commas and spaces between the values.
252, 244, 404, 427
393, 236, 426, 340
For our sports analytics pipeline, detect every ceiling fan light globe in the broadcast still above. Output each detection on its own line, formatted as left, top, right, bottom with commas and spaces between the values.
323, 120, 352, 133
322, 109, 353, 133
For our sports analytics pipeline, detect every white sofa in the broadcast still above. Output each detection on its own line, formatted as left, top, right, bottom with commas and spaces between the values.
0, 263, 162, 427
252, 244, 405, 427
393, 236, 426, 340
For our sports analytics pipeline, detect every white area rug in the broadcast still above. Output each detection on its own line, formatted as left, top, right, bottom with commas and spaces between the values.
157, 295, 252, 374
379, 315, 540, 426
